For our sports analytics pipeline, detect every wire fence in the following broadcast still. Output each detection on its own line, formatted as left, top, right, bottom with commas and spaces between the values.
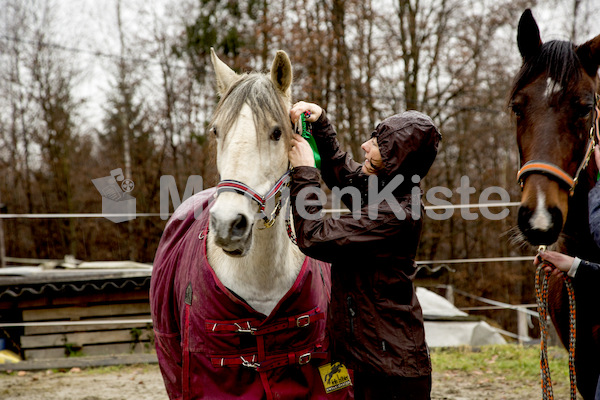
0, 200, 536, 341
0, 201, 522, 219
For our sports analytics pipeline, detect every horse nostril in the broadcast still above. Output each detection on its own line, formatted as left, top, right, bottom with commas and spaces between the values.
231, 214, 248, 238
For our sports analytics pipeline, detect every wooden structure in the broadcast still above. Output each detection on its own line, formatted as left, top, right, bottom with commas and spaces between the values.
0, 262, 154, 360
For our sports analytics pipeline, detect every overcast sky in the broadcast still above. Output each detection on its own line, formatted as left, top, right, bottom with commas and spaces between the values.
9, 0, 600, 132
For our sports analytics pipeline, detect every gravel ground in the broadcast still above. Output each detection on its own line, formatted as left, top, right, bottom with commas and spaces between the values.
0, 363, 552, 400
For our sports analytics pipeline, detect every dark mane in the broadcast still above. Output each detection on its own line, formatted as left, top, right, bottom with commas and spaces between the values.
210, 74, 292, 143
509, 40, 582, 101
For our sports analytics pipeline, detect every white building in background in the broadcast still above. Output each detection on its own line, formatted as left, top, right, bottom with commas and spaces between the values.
416, 287, 507, 347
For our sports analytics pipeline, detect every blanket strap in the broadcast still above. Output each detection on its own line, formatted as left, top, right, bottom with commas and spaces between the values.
209, 342, 327, 372
205, 307, 324, 335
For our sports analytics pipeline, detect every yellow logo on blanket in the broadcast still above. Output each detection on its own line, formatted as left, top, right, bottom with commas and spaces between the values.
318, 362, 352, 393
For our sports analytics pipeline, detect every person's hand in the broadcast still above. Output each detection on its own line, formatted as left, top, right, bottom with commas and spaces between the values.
289, 134, 315, 168
534, 250, 574, 276
290, 101, 322, 124
594, 145, 600, 171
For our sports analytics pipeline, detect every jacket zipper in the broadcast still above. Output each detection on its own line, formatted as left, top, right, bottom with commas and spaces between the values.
347, 296, 356, 335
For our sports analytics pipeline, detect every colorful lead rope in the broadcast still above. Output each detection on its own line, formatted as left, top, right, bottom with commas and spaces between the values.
535, 246, 577, 400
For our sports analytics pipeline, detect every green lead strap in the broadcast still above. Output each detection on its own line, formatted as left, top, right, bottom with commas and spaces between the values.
300, 113, 321, 169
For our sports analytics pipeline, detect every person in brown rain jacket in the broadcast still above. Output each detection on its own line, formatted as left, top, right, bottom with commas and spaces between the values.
288, 101, 442, 400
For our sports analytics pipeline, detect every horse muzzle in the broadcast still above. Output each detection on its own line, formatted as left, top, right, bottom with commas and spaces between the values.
516, 166, 570, 246
517, 204, 563, 245
209, 206, 254, 257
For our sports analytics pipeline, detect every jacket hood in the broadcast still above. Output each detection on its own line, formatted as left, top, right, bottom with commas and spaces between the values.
371, 111, 441, 180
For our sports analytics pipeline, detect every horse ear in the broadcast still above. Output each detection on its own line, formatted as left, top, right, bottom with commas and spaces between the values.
576, 34, 600, 78
270, 50, 292, 98
210, 47, 239, 96
517, 9, 542, 60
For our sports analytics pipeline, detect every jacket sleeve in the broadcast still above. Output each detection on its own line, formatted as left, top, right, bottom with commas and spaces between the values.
311, 111, 362, 190
588, 180, 600, 247
575, 259, 600, 281
290, 166, 420, 263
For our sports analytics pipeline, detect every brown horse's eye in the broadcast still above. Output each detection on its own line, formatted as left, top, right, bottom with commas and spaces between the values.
510, 104, 524, 119
576, 105, 593, 119
210, 126, 218, 137
271, 127, 282, 141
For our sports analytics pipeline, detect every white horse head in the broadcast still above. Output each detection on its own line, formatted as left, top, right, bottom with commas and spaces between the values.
209, 49, 293, 257
207, 49, 303, 315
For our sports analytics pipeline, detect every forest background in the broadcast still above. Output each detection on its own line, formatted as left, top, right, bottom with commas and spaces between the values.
1, 0, 599, 337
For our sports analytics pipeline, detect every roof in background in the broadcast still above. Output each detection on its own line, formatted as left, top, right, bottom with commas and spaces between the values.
0, 260, 152, 300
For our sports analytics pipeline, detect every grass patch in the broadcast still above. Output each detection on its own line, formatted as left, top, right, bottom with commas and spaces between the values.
431, 344, 573, 396
432, 344, 570, 379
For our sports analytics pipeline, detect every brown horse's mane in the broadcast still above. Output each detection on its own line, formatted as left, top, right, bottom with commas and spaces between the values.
509, 40, 582, 102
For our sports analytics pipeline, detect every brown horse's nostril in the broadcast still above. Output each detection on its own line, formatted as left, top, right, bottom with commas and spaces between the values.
517, 205, 563, 246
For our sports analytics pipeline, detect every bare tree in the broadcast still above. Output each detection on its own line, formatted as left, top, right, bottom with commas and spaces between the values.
0, 0, 88, 259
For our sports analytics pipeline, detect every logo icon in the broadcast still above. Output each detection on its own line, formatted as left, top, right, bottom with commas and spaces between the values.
92, 168, 136, 223
318, 362, 352, 393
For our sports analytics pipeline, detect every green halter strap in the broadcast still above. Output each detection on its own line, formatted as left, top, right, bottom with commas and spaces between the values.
298, 112, 321, 169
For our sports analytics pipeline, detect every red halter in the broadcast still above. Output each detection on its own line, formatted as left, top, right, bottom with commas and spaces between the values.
215, 171, 291, 227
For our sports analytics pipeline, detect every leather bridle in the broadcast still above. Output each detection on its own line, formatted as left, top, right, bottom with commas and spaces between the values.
517, 94, 600, 196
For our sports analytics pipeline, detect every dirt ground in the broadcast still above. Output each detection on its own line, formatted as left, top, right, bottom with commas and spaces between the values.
432, 369, 543, 400
0, 364, 548, 400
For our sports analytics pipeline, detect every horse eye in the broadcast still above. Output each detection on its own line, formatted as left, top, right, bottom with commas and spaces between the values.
510, 104, 524, 119
271, 127, 282, 141
210, 126, 218, 137
577, 105, 593, 119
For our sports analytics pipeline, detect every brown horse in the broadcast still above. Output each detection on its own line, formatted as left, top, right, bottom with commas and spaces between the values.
510, 9, 600, 399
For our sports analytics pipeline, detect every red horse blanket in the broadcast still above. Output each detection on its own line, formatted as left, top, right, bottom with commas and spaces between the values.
150, 188, 353, 399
